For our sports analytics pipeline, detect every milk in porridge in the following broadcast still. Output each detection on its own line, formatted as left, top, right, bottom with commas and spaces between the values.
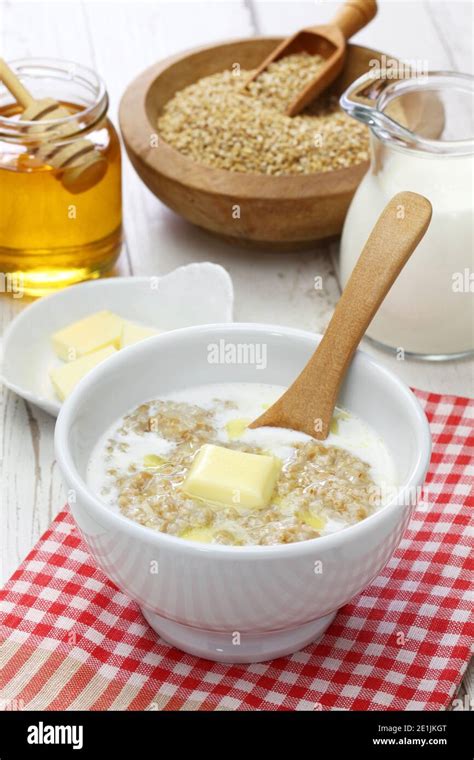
87, 383, 396, 546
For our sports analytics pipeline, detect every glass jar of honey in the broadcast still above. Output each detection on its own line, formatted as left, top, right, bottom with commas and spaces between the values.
0, 58, 122, 297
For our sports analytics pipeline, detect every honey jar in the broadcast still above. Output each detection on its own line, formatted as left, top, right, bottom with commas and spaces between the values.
0, 59, 122, 297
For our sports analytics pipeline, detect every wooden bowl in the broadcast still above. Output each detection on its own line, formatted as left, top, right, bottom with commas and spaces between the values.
119, 39, 385, 250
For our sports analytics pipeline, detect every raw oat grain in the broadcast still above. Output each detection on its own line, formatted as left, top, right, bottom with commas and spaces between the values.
157, 53, 369, 176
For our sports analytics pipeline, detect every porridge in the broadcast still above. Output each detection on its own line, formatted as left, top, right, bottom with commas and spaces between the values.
87, 383, 396, 546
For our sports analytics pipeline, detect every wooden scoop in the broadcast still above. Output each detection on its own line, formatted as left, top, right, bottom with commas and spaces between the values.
249, 192, 432, 440
0, 58, 107, 193
245, 0, 377, 116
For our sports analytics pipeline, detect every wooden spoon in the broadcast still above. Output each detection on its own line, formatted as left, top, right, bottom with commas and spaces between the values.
249, 192, 432, 440
244, 0, 377, 116
0, 58, 107, 193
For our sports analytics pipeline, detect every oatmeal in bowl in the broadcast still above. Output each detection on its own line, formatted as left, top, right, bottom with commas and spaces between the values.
88, 383, 396, 546
55, 323, 431, 662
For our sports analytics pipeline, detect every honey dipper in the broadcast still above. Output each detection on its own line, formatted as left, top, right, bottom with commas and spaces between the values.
0, 58, 107, 193
249, 192, 432, 440
245, 0, 377, 116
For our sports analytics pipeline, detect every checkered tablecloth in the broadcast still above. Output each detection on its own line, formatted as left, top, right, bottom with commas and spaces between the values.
0, 390, 472, 711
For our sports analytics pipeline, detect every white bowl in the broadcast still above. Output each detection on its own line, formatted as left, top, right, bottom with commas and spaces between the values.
55, 323, 431, 663
1, 263, 233, 416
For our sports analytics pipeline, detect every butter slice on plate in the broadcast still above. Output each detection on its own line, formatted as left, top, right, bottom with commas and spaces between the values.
49, 345, 117, 401
120, 320, 159, 349
182, 443, 280, 510
52, 310, 123, 361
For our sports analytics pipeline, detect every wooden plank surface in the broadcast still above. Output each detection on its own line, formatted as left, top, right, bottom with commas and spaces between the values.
0, 0, 472, 703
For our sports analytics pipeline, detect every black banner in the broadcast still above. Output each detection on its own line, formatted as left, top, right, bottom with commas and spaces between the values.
0, 709, 471, 757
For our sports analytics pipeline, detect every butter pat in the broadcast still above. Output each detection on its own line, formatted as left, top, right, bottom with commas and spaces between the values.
300, 511, 326, 531
52, 310, 123, 361
180, 527, 214, 544
225, 418, 251, 440
121, 320, 159, 349
143, 454, 167, 468
49, 346, 117, 400
182, 443, 280, 510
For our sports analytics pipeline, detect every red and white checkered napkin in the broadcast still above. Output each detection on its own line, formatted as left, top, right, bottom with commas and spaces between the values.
0, 390, 472, 711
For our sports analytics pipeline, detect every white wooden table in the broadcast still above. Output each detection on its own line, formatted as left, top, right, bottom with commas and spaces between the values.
1, 0, 472, 706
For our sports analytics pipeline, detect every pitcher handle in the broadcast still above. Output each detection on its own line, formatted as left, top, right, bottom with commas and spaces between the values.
339, 70, 419, 145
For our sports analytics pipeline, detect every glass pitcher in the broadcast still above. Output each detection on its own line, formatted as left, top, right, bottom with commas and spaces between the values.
339, 71, 474, 360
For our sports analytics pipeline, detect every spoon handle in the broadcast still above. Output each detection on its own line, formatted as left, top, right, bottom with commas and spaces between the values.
311, 190, 432, 408
250, 191, 432, 439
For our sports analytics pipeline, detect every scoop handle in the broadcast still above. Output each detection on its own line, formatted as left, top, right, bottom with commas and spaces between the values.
331, 0, 377, 39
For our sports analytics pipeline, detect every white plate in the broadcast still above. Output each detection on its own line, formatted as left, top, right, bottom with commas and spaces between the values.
1, 263, 234, 417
